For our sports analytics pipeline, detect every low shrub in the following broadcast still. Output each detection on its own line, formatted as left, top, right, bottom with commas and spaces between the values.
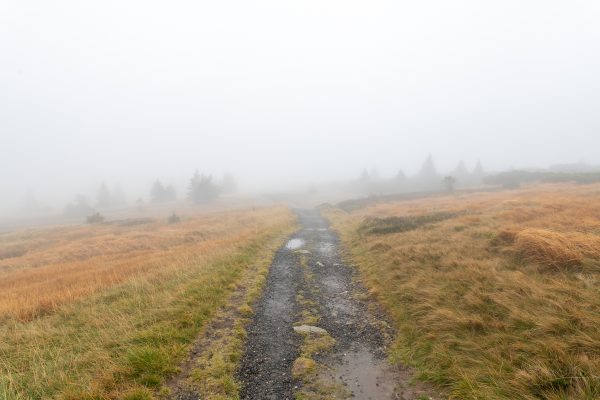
359, 211, 458, 235
86, 212, 105, 224
168, 212, 181, 224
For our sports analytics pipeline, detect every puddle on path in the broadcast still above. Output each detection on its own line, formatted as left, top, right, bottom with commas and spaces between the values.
285, 238, 305, 250
325, 345, 396, 400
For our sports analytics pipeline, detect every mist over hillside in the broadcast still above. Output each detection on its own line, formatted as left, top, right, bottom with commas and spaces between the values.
3, 2, 600, 399
2, 0, 600, 217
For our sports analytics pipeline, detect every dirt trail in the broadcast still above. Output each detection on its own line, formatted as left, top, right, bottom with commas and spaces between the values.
237, 235, 303, 399
239, 209, 436, 399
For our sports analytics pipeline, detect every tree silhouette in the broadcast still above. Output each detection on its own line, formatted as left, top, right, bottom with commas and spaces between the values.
64, 195, 94, 217
359, 169, 370, 183
473, 160, 484, 176
472, 160, 485, 184
220, 173, 238, 195
443, 176, 456, 192
188, 171, 219, 204
150, 180, 177, 203
96, 183, 111, 208
165, 184, 176, 201
111, 185, 127, 207
419, 155, 438, 180
453, 160, 469, 178
417, 154, 441, 189
396, 169, 407, 181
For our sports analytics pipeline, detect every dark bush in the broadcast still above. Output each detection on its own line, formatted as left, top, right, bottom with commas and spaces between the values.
168, 212, 181, 224
86, 212, 105, 224
359, 211, 458, 235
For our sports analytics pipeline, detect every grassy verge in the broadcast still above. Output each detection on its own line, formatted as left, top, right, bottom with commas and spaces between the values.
0, 207, 294, 400
180, 224, 297, 399
323, 184, 600, 399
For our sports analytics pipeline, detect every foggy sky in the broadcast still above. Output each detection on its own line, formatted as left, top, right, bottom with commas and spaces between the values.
1, 0, 600, 212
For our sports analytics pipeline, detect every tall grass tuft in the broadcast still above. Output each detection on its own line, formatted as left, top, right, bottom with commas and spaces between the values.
514, 229, 583, 269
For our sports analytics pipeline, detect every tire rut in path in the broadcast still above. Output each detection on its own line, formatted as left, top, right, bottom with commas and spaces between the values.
237, 233, 303, 400
239, 209, 434, 400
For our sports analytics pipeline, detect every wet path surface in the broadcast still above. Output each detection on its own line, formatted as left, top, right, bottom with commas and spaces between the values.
237, 237, 303, 400
239, 209, 426, 399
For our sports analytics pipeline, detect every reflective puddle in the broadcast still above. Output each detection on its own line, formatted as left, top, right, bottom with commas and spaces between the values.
286, 238, 305, 250
325, 345, 396, 399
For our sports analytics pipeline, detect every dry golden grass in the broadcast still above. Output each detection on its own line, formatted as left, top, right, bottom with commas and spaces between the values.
514, 229, 594, 270
0, 208, 289, 321
324, 183, 600, 399
0, 206, 295, 400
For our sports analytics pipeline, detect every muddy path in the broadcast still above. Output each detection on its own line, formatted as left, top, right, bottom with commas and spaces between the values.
239, 209, 437, 399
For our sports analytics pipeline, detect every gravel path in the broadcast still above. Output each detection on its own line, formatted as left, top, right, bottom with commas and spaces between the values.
237, 234, 303, 400
238, 209, 437, 399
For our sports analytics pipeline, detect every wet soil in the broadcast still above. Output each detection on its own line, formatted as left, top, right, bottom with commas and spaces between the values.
238, 209, 438, 399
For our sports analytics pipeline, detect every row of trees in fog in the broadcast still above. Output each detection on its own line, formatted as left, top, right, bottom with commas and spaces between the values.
355, 155, 486, 195
63, 183, 127, 217
62, 155, 482, 217
62, 172, 237, 217
150, 180, 177, 203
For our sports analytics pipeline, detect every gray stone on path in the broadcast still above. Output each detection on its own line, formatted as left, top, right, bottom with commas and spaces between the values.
293, 325, 328, 335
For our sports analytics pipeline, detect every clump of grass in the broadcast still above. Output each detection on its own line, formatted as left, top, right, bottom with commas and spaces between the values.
291, 329, 337, 391
300, 332, 335, 357
292, 357, 316, 380
514, 229, 583, 269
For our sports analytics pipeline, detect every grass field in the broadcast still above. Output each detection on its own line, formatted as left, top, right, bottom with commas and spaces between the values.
323, 183, 600, 399
0, 207, 295, 400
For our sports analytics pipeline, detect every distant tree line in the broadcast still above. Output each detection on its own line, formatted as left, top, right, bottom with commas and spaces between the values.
484, 170, 600, 188
63, 183, 126, 218
355, 155, 486, 195
61, 171, 237, 220
187, 171, 219, 204
150, 180, 176, 203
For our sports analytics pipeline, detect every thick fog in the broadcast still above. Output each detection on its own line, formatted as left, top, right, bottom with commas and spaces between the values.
1, 1, 600, 215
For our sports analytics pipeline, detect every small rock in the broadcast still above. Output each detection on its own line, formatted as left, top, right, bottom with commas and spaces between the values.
293, 325, 328, 335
